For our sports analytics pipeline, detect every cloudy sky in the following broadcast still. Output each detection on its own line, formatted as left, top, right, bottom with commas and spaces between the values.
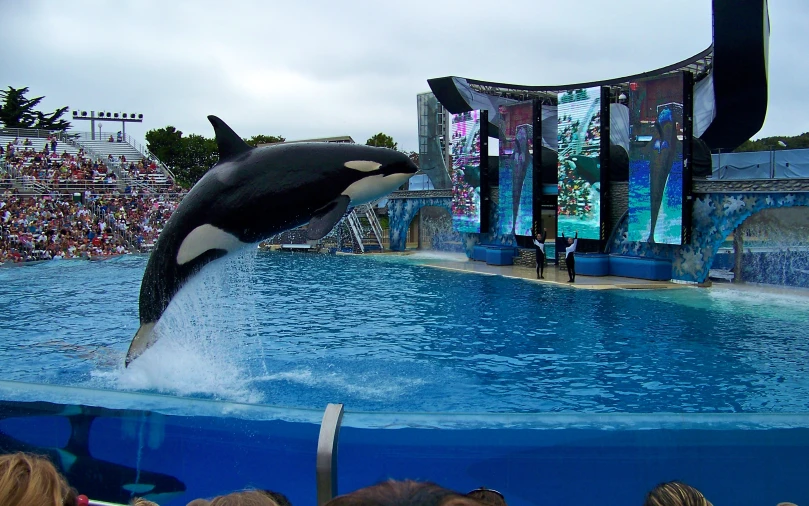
2, 1, 805, 152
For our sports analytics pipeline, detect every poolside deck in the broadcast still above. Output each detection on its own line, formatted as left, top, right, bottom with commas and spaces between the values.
416, 258, 684, 290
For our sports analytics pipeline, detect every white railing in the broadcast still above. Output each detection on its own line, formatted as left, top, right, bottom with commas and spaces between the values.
345, 212, 365, 253
361, 203, 384, 249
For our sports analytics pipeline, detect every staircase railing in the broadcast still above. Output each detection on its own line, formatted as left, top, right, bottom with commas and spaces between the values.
360, 202, 384, 250
345, 211, 365, 253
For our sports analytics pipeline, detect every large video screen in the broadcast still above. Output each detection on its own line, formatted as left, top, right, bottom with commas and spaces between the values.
498, 102, 534, 237
450, 110, 483, 233
627, 73, 685, 244
557, 87, 602, 239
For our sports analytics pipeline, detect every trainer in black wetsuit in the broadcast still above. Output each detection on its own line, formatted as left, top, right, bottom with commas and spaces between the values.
562, 231, 578, 282
532, 228, 547, 279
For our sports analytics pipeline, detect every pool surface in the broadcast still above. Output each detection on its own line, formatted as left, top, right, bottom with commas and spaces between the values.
1, 251, 808, 415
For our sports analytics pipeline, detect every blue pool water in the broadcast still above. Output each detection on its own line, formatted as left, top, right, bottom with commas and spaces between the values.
1, 252, 809, 415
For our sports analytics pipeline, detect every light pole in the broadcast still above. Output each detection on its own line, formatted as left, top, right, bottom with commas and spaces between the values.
70, 110, 144, 140
770, 140, 787, 178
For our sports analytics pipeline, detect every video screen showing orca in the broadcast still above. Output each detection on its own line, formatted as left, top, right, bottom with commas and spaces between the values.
498, 102, 534, 237
628, 73, 685, 244
557, 87, 602, 239
450, 110, 483, 233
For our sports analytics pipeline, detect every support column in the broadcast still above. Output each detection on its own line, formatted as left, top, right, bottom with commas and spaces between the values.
733, 229, 744, 283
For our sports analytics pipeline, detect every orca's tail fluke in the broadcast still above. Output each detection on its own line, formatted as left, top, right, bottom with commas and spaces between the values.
125, 322, 157, 367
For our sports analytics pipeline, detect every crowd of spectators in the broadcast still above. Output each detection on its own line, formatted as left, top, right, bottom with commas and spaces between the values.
0, 134, 186, 263
3, 135, 121, 192
0, 189, 181, 263
2, 136, 178, 194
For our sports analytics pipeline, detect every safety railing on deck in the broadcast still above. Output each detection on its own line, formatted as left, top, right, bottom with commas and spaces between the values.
711, 148, 809, 180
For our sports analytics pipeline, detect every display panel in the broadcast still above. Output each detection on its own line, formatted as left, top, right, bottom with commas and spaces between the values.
557, 87, 602, 239
450, 110, 483, 233
498, 101, 534, 236
627, 73, 686, 244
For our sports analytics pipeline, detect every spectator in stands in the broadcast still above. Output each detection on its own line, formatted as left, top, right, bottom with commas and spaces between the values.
108, 135, 115, 142
0, 452, 80, 506
325, 481, 484, 506
51, 136, 57, 154
643, 481, 711, 506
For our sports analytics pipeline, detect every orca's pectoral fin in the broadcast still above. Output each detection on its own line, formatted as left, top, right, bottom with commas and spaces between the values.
307, 195, 350, 240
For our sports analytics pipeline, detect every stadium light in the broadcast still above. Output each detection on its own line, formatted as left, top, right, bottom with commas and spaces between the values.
70, 109, 144, 140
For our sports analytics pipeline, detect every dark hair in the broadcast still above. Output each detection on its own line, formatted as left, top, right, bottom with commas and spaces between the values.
644, 481, 710, 506
325, 480, 483, 506
466, 489, 507, 506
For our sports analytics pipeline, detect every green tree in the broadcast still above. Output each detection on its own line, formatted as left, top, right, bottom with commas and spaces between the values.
145, 126, 185, 169
174, 134, 219, 187
365, 132, 398, 150
0, 86, 70, 130
146, 125, 288, 188
406, 151, 419, 167
245, 134, 285, 147
733, 133, 809, 152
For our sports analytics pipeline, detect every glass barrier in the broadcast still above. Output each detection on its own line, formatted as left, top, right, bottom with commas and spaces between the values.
0, 380, 322, 506
2, 380, 808, 506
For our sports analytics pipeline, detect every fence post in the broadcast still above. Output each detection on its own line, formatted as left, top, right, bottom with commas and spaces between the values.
316, 403, 345, 506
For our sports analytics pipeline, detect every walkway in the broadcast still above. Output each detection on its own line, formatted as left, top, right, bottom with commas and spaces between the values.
410, 255, 684, 290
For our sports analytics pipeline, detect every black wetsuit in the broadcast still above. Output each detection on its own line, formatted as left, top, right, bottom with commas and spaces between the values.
532, 230, 547, 278
563, 233, 578, 282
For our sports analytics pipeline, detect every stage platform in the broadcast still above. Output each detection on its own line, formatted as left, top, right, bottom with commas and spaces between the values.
419, 258, 684, 290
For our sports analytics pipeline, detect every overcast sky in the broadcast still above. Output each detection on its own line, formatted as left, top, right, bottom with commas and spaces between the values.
2, 1, 805, 152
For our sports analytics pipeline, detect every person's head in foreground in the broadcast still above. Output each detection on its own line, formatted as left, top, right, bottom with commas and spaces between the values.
325, 480, 486, 506
466, 488, 507, 506
132, 498, 160, 506
644, 481, 712, 506
0, 452, 78, 506
203, 489, 284, 506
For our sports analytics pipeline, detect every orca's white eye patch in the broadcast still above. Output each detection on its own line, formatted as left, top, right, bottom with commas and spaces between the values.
344, 160, 382, 172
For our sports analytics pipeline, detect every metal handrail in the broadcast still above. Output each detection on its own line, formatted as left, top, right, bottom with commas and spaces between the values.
316, 403, 344, 506
346, 212, 365, 253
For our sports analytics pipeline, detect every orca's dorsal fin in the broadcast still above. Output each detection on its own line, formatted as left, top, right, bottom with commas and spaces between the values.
207, 115, 253, 161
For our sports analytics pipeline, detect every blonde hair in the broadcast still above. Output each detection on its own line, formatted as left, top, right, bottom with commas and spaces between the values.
209, 490, 279, 506
0, 452, 73, 506
644, 481, 711, 506
132, 499, 160, 506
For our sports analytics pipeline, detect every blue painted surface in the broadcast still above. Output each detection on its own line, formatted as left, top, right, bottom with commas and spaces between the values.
575, 253, 610, 276
609, 192, 809, 283
608, 255, 673, 281
2, 393, 808, 506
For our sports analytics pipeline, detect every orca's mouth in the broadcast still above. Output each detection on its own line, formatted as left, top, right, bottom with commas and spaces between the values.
380, 160, 419, 177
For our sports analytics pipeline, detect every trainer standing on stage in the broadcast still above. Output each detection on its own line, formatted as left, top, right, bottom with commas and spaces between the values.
533, 228, 547, 279
562, 231, 578, 282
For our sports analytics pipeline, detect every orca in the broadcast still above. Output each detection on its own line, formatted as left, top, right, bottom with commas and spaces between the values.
646, 107, 678, 243
126, 116, 417, 366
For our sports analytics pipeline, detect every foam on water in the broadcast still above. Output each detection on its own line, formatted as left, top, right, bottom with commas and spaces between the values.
91, 248, 267, 404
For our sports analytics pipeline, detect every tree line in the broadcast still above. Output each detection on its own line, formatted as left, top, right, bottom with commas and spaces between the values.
145, 128, 411, 188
